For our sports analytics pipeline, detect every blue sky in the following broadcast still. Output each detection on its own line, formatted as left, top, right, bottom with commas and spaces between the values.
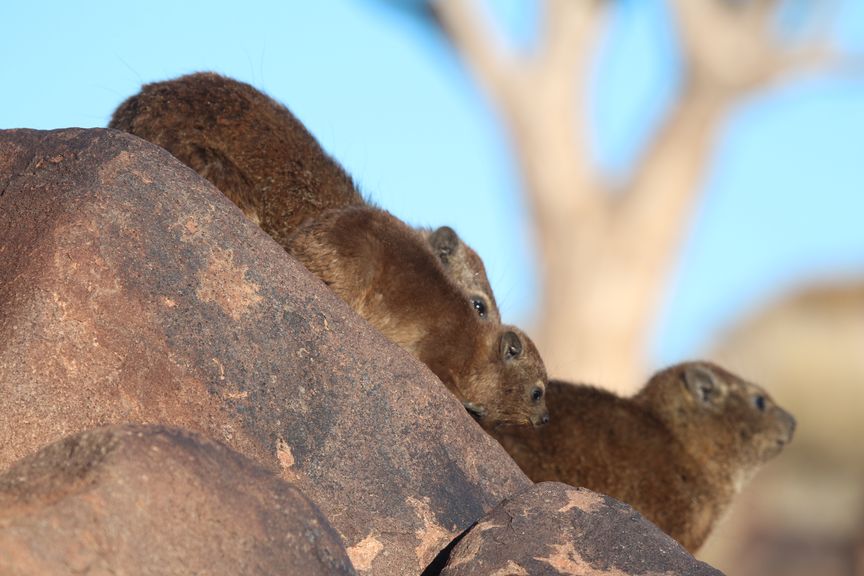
3, 0, 862, 367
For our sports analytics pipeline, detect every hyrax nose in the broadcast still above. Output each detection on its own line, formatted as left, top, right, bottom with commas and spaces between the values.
535, 411, 550, 427
783, 411, 797, 439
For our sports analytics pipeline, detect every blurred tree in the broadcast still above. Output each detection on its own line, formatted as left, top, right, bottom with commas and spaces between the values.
373, 0, 854, 391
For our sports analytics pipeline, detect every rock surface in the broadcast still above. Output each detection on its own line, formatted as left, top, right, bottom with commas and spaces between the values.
0, 424, 355, 576
439, 482, 725, 576
0, 128, 530, 575
0, 128, 724, 576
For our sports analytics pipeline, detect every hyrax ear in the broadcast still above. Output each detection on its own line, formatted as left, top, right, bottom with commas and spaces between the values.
428, 226, 459, 265
682, 364, 723, 406
500, 330, 523, 362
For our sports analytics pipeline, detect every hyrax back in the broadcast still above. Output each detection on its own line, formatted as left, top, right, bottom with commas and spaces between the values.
109, 72, 363, 247
285, 205, 548, 427
490, 361, 795, 551
109, 72, 500, 324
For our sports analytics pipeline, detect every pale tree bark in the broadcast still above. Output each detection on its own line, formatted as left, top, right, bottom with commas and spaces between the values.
422, 0, 851, 392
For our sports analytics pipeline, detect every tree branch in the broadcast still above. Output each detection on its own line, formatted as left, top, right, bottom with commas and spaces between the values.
536, 0, 606, 79
613, 0, 860, 282
616, 87, 728, 277
431, 0, 520, 111
431, 0, 609, 254
668, 0, 858, 93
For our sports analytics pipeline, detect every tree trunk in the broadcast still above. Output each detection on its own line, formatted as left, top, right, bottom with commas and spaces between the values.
528, 87, 729, 391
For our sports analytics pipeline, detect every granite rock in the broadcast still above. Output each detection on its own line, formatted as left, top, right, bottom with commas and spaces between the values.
439, 482, 725, 576
0, 424, 355, 576
0, 128, 530, 575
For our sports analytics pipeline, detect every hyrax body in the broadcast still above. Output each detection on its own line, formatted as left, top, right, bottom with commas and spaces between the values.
110, 71, 362, 246
109, 72, 499, 323
285, 205, 548, 427
490, 361, 795, 551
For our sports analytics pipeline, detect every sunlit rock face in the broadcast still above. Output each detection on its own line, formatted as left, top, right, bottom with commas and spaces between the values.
0, 128, 529, 576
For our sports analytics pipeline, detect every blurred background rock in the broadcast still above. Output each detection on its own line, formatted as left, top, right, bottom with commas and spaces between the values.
703, 280, 864, 575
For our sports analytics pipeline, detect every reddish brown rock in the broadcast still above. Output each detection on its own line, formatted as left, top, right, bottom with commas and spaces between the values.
0, 424, 355, 576
439, 482, 724, 576
0, 128, 530, 575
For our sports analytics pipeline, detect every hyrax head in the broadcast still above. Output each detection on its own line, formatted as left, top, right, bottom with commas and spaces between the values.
464, 325, 550, 428
423, 226, 500, 325
637, 361, 796, 477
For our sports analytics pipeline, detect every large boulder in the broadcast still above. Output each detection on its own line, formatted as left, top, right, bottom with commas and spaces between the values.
440, 482, 724, 576
0, 424, 355, 576
0, 128, 530, 575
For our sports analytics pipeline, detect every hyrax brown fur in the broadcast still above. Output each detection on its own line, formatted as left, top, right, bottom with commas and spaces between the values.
489, 361, 795, 551
109, 72, 500, 324
110, 72, 363, 247
421, 226, 500, 324
285, 205, 549, 427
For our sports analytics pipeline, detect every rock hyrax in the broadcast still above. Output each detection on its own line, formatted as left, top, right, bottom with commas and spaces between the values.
489, 361, 795, 551
109, 72, 500, 324
286, 205, 548, 427
109, 71, 362, 246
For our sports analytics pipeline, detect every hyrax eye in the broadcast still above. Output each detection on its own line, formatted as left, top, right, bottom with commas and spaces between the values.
753, 395, 766, 412
471, 298, 487, 318
531, 387, 543, 402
